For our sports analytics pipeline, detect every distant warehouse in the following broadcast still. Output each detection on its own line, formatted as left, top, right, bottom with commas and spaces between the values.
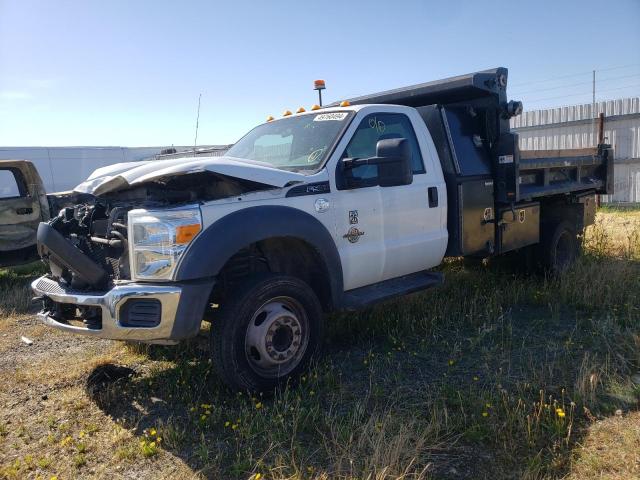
0, 144, 229, 193
511, 97, 640, 204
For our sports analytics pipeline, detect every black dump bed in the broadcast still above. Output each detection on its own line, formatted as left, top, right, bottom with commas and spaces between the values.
338, 68, 614, 257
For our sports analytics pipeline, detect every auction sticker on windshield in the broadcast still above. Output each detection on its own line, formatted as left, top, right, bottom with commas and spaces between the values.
314, 112, 349, 121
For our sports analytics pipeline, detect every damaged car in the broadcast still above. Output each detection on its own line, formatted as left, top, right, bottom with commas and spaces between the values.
0, 160, 50, 267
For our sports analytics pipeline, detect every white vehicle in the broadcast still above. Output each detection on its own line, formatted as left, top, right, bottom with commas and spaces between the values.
32, 68, 613, 391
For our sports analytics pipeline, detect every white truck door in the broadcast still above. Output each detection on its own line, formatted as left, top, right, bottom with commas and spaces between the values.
330, 161, 385, 291
332, 108, 447, 288
378, 110, 447, 280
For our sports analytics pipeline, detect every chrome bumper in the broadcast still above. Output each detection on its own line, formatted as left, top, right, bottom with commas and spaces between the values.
32, 276, 182, 344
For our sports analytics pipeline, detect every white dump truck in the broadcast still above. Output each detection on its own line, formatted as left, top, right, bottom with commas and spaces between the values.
31, 68, 613, 391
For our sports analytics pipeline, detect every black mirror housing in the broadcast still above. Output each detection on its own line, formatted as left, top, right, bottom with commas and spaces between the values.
376, 138, 413, 187
339, 138, 413, 189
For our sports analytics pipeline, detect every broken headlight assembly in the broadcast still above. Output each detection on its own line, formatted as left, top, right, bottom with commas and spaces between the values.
127, 206, 202, 281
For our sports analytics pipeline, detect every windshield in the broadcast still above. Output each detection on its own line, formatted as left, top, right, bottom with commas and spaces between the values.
226, 111, 353, 173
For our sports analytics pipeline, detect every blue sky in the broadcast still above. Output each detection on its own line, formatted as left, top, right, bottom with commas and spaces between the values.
1, 0, 639, 147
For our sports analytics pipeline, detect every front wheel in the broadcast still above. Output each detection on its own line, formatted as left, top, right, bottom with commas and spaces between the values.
210, 274, 324, 392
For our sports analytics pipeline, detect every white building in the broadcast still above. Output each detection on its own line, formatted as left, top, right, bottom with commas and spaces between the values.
511, 97, 640, 203
0, 145, 226, 193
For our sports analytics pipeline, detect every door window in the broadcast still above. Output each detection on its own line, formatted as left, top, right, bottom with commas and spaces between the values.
0, 170, 22, 199
341, 113, 425, 187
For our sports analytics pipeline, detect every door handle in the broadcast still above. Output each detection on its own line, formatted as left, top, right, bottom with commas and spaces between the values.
428, 187, 438, 208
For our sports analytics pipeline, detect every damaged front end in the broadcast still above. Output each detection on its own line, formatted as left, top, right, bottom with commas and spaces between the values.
32, 170, 275, 343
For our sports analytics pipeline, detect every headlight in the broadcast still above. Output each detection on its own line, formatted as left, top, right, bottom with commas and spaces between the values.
127, 206, 202, 281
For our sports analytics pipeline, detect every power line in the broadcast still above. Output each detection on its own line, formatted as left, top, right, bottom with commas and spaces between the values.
509, 63, 640, 88
510, 72, 640, 96
524, 82, 640, 104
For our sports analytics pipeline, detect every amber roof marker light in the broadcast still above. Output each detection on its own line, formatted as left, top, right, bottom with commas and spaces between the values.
314, 79, 326, 106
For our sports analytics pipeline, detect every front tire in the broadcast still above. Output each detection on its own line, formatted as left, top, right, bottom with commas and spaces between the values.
210, 274, 324, 392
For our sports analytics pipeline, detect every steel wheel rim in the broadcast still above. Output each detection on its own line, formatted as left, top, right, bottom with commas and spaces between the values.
244, 296, 309, 378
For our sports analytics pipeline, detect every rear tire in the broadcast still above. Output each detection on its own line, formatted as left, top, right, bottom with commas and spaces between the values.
540, 220, 580, 274
210, 274, 324, 392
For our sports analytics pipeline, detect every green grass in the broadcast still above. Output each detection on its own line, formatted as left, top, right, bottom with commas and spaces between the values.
1, 210, 639, 479
0, 261, 46, 316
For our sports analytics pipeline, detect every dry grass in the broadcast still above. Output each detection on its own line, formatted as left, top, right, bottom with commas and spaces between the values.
0, 209, 639, 479
567, 411, 640, 479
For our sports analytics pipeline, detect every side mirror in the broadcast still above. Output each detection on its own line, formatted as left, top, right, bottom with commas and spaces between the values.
375, 138, 412, 187
342, 138, 413, 188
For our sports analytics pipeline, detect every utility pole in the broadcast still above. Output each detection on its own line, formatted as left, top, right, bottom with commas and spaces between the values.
592, 70, 596, 144
194, 93, 202, 156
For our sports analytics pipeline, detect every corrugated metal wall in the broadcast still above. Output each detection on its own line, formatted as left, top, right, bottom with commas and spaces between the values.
0, 146, 191, 193
511, 97, 640, 203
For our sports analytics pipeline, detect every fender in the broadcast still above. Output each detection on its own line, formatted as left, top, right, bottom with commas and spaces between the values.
175, 205, 344, 307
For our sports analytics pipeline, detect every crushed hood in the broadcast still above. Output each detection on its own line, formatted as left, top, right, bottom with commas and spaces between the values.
73, 156, 308, 196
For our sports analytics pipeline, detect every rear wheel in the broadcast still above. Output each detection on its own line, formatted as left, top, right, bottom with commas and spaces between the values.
541, 220, 580, 274
210, 274, 324, 392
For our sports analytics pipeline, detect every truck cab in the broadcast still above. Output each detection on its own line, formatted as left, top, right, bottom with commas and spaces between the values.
31, 68, 612, 391
199, 103, 448, 291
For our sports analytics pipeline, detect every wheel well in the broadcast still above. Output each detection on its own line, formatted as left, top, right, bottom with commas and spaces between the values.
210, 237, 333, 311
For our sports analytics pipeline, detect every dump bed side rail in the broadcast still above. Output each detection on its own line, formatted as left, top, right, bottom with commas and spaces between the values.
517, 144, 614, 200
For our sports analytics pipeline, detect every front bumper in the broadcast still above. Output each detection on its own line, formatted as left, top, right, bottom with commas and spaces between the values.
32, 276, 213, 344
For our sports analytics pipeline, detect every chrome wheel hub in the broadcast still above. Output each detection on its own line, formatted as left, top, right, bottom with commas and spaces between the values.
245, 297, 308, 377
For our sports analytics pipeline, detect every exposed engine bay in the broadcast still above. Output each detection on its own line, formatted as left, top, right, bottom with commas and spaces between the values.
38, 171, 276, 291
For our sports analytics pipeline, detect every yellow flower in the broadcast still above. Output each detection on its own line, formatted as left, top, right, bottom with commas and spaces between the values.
200, 415, 206, 421
485, 403, 492, 408
473, 376, 479, 381
149, 428, 157, 436
251, 474, 262, 480
448, 359, 455, 366
224, 421, 230, 427
310, 390, 315, 396
255, 402, 263, 409
482, 411, 489, 417
556, 408, 566, 418
156, 437, 162, 443
232, 424, 238, 430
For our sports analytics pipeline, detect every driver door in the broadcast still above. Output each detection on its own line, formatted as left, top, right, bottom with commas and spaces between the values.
332, 111, 438, 290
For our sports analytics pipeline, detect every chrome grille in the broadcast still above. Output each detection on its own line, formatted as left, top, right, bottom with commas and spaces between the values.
35, 277, 67, 295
